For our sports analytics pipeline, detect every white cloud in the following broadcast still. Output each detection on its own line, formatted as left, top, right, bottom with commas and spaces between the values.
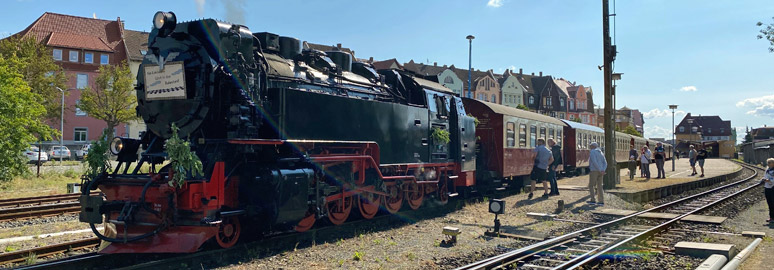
487, 0, 504, 8
642, 108, 686, 119
679, 86, 697, 92
645, 125, 672, 139
736, 95, 774, 117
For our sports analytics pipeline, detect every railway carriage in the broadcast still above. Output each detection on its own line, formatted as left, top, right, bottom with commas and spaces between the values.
462, 98, 564, 190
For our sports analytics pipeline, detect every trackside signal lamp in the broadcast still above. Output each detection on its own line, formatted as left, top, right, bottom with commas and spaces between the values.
489, 199, 505, 233
153, 11, 177, 36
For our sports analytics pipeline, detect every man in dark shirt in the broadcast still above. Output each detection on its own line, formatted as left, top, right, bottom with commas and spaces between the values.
696, 145, 708, 177
547, 138, 562, 196
654, 142, 666, 179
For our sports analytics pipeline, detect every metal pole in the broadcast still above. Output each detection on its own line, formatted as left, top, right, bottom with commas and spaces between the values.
59, 87, 64, 169
669, 104, 677, 171
467, 37, 473, 97
602, 0, 616, 189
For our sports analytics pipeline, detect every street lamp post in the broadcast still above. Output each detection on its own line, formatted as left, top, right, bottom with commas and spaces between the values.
466, 35, 475, 98
669, 104, 678, 171
56, 87, 64, 169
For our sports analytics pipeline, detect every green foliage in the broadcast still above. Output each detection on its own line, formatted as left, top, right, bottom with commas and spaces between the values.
24, 252, 37, 265
467, 113, 480, 127
571, 117, 582, 123
516, 104, 529, 110
622, 125, 642, 137
431, 127, 451, 144
0, 36, 68, 121
77, 62, 139, 142
758, 17, 774, 53
352, 251, 364, 261
83, 132, 111, 178
165, 124, 203, 187
0, 55, 56, 181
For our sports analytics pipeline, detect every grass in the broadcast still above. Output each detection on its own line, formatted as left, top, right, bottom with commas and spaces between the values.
0, 171, 82, 199
353, 251, 364, 261
40, 160, 81, 166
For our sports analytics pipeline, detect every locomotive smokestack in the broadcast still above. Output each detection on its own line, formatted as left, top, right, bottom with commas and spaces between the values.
434, 62, 437, 66
369, 57, 373, 63
519, 68, 523, 75
539, 71, 543, 76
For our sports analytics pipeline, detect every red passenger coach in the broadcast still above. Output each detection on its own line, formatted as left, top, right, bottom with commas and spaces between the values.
560, 120, 606, 175
463, 98, 565, 190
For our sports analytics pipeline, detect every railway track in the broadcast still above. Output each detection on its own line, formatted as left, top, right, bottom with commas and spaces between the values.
0, 238, 99, 266
455, 161, 762, 270
0, 193, 99, 222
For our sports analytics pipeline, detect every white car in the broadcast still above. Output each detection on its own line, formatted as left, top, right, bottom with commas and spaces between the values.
48, 146, 72, 160
24, 146, 49, 164
75, 144, 91, 160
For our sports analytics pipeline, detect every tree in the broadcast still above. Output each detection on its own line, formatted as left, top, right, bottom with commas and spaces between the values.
77, 62, 139, 142
757, 17, 774, 53
622, 126, 642, 137
0, 56, 56, 181
516, 104, 529, 110
0, 37, 68, 121
571, 118, 582, 123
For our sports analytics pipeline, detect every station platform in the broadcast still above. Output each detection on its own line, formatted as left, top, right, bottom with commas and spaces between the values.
556, 159, 742, 202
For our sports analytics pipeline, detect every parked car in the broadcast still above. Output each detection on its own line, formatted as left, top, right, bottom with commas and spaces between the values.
48, 145, 72, 160
75, 144, 91, 160
23, 146, 48, 164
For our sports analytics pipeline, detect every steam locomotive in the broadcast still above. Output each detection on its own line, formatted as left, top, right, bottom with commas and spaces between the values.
78, 12, 670, 254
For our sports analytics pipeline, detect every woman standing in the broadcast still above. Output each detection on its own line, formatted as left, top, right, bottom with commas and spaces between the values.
640, 146, 652, 180
762, 158, 774, 223
654, 142, 666, 179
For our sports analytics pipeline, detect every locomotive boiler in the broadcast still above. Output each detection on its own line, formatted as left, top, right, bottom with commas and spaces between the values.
78, 12, 476, 253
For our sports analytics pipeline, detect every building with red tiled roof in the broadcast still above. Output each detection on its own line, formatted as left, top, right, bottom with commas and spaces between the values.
11, 12, 129, 147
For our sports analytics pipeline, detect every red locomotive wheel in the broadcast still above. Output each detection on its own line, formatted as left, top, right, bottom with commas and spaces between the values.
382, 185, 403, 214
216, 216, 241, 249
327, 194, 353, 225
406, 183, 424, 210
358, 191, 381, 219
295, 212, 316, 232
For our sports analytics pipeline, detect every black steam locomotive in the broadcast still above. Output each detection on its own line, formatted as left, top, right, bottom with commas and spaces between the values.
79, 12, 476, 253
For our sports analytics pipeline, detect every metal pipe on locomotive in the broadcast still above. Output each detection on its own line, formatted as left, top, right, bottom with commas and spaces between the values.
78, 12, 476, 253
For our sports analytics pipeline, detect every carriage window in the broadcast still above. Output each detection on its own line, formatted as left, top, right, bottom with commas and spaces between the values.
506, 122, 515, 147
549, 128, 555, 140
583, 133, 588, 149
577, 134, 582, 149
519, 124, 527, 147
555, 129, 562, 145
530, 125, 537, 147
540, 127, 546, 141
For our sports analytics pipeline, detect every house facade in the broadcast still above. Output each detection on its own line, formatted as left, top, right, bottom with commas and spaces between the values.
497, 70, 526, 108
403, 60, 464, 96
453, 68, 501, 103
531, 74, 568, 119
616, 106, 645, 135
567, 84, 595, 125
123, 29, 149, 138
12, 12, 129, 146
675, 113, 735, 158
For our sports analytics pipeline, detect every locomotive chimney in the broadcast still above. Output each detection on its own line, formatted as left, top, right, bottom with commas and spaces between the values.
539, 71, 543, 76
434, 62, 437, 66
519, 68, 523, 75
369, 57, 373, 63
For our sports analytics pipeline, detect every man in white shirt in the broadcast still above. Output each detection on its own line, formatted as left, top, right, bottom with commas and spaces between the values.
588, 142, 607, 205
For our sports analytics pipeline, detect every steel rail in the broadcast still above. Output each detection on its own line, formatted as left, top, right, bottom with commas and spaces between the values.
0, 192, 100, 208
0, 205, 82, 221
561, 161, 761, 269
456, 161, 758, 270
0, 238, 99, 265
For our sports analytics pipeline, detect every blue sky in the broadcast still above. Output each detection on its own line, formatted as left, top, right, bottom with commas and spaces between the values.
2, 0, 773, 143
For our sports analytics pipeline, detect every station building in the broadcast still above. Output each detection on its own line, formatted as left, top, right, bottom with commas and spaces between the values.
675, 113, 735, 158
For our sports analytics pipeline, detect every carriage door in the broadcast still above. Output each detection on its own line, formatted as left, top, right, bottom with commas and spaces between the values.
426, 90, 450, 162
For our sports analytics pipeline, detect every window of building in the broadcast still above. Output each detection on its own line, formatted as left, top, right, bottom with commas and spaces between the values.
77, 74, 88, 89
75, 100, 86, 116
69, 51, 78, 62
53, 49, 62, 61
720, 128, 725, 134
530, 125, 537, 147
529, 96, 534, 105
100, 54, 109, 65
519, 124, 527, 147
444, 76, 454, 84
708, 128, 712, 133
74, 128, 87, 142
569, 101, 575, 110
679, 126, 685, 132
492, 94, 496, 103
560, 98, 565, 107
506, 122, 515, 147
84, 52, 93, 64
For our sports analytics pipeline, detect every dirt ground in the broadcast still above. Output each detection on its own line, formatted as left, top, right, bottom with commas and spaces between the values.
726, 198, 774, 270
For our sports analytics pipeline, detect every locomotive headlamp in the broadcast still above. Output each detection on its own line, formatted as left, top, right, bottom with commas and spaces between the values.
488, 199, 505, 214
153, 11, 177, 34
111, 137, 141, 162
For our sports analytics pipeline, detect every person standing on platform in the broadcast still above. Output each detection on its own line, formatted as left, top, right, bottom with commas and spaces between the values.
640, 146, 652, 179
688, 145, 698, 176
628, 145, 638, 180
528, 138, 553, 199
696, 145, 708, 177
547, 138, 562, 196
588, 142, 607, 205
762, 158, 774, 223
655, 142, 666, 179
